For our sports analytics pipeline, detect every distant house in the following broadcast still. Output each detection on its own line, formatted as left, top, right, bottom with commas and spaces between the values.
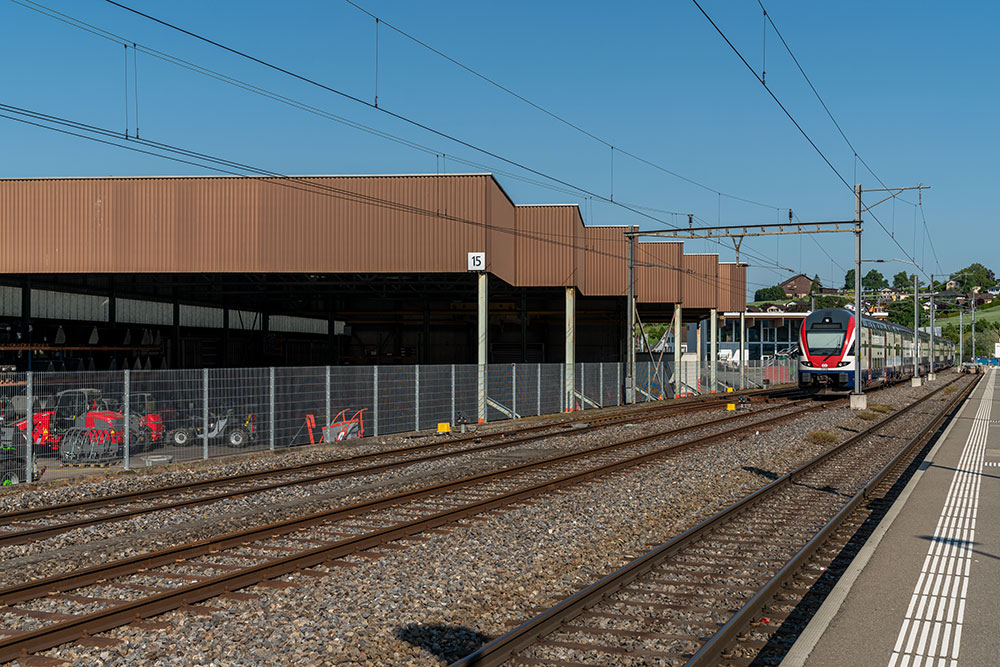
988, 285, 1000, 296
879, 286, 896, 302
765, 304, 784, 314
946, 279, 959, 291
820, 287, 839, 295
779, 274, 814, 298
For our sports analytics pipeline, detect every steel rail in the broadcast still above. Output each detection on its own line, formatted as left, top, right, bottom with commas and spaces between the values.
687, 375, 978, 666
0, 398, 804, 547
0, 386, 788, 526
0, 400, 822, 661
450, 376, 972, 667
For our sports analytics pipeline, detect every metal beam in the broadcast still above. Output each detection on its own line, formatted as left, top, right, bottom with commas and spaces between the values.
624, 220, 856, 240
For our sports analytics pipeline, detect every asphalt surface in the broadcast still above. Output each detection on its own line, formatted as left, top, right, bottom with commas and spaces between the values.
787, 370, 1000, 667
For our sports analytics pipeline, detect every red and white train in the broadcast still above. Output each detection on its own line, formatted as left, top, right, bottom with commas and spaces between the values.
798, 308, 955, 394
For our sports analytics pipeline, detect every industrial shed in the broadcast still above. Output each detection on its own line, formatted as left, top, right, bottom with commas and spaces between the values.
0, 173, 745, 371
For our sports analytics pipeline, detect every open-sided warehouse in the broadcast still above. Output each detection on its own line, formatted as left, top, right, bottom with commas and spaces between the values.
0, 173, 744, 371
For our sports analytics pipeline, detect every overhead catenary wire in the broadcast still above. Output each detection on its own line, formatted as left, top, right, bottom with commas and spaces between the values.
341, 0, 782, 212
690, 0, 932, 281
14, 0, 805, 290
0, 102, 764, 296
98, 0, 753, 240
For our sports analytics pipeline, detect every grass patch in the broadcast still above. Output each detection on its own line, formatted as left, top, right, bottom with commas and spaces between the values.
805, 431, 838, 446
869, 404, 893, 413
945, 385, 958, 393
857, 410, 880, 421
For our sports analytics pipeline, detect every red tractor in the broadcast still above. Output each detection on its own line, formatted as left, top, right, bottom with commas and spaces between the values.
14, 388, 163, 460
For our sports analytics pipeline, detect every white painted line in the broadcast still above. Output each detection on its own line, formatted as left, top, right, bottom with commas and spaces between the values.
781, 373, 991, 666
887, 371, 993, 667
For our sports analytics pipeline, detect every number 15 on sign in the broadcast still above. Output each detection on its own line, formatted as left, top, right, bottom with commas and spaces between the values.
467, 252, 485, 271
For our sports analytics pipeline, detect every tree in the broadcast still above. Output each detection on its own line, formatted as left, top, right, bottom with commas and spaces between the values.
814, 295, 848, 309
892, 271, 912, 290
954, 262, 996, 293
810, 274, 822, 294
754, 285, 786, 302
886, 300, 928, 329
843, 269, 855, 290
862, 269, 888, 291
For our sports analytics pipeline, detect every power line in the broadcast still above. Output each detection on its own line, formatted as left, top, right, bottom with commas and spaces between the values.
757, 0, 943, 280
341, 0, 783, 211
101, 0, 767, 242
689, 0, 931, 281
0, 102, 759, 296
17, 0, 802, 292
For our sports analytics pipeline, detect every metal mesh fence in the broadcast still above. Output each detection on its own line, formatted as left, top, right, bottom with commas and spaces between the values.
0, 358, 801, 484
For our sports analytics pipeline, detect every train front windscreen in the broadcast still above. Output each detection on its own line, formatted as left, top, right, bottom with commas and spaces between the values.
804, 310, 852, 357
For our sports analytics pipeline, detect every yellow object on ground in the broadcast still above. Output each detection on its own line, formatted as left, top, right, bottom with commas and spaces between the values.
437, 422, 451, 434
726, 387, 734, 393
726, 403, 736, 411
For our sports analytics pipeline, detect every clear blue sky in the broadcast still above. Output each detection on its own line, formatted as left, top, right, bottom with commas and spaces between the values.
1, 0, 995, 295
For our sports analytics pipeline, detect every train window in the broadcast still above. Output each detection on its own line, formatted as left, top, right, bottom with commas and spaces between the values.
805, 331, 846, 355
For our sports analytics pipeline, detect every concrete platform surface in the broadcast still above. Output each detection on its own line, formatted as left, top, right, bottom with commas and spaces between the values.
785, 369, 1000, 667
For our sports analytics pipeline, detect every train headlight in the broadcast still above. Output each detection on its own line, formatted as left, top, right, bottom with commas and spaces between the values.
837, 361, 849, 367
800, 360, 813, 367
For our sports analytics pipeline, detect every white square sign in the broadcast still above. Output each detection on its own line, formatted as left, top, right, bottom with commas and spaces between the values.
467, 252, 485, 271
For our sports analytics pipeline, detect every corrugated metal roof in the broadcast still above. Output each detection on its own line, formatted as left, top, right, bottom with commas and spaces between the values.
682, 254, 719, 309
0, 174, 747, 311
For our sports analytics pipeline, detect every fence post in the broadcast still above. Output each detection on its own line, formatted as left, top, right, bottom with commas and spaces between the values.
581, 363, 585, 410
373, 366, 379, 437
599, 363, 604, 408
325, 365, 331, 433
123, 369, 131, 470
25, 372, 33, 484
617, 363, 622, 406
269, 367, 275, 451
560, 364, 565, 412
415, 365, 420, 432
202, 368, 209, 460
511, 364, 517, 419
450, 364, 455, 426
536, 363, 541, 416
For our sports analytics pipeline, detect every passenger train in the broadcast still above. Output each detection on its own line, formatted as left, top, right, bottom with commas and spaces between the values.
798, 308, 955, 394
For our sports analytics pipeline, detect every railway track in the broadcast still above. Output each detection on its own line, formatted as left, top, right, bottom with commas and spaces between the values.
0, 390, 820, 662
0, 388, 796, 548
451, 374, 977, 667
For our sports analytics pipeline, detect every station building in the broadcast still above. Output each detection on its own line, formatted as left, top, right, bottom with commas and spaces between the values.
0, 173, 746, 371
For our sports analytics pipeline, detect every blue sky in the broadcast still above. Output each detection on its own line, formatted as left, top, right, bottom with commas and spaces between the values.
1, 0, 996, 295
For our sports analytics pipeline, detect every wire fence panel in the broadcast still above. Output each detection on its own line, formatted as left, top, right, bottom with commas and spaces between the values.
513, 363, 537, 418
130, 369, 203, 465
486, 363, 514, 422
416, 364, 453, 431
274, 367, 326, 449
1, 371, 31, 486
539, 364, 563, 415
375, 366, 417, 437
453, 365, 479, 428
330, 366, 375, 439
206, 368, 270, 460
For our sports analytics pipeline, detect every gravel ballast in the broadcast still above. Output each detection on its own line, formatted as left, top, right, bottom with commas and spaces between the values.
7, 373, 967, 666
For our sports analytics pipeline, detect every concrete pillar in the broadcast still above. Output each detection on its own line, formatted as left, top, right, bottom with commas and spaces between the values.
477, 272, 488, 423
710, 308, 718, 393
565, 287, 576, 411
674, 305, 682, 397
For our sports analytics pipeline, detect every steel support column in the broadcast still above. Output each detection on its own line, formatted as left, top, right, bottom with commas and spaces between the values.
477, 272, 488, 423
710, 308, 718, 393
912, 273, 921, 386
739, 311, 746, 390
674, 304, 682, 397
565, 287, 576, 411
851, 184, 867, 410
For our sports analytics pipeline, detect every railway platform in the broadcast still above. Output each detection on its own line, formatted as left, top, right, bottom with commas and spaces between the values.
784, 368, 999, 667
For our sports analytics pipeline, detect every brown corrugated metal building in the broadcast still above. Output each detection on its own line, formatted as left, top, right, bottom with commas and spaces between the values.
0, 174, 745, 369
